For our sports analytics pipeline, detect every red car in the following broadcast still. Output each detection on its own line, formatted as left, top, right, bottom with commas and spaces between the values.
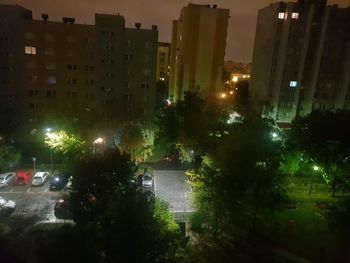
15, 171, 32, 185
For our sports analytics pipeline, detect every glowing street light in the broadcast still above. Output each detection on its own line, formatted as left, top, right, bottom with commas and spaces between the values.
220, 93, 227, 99
93, 137, 104, 154
313, 165, 320, 171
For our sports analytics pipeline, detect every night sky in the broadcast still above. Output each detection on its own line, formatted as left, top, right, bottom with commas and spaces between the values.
4, 0, 349, 62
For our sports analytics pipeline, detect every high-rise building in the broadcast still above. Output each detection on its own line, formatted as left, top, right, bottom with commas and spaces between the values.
156, 42, 171, 82
169, 4, 229, 101
155, 42, 171, 107
250, 0, 350, 123
0, 4, 158, 135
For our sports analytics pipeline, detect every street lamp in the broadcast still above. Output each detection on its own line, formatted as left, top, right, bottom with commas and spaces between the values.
46, 128, 54, 172
309, 165, 321, 195
93, 137, 104, 154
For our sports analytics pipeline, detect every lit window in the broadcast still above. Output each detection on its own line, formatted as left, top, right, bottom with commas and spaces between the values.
292, 12, 299, 19
289, 81, 297, 87
25, 46, 36, 54
278, 12, 285, 19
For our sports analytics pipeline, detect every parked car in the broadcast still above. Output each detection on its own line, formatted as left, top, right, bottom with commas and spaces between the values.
142, 174, 153, 187
50, 172, 70, 191
15, 171, 32, 185
0, 172, 16, 187
0, 196, 16, 215
54, 199, 73, 219
31, 172, 50, 186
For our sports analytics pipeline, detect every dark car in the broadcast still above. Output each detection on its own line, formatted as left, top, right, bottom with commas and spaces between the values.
54, 199, 73, 219
50, 172, 70, 191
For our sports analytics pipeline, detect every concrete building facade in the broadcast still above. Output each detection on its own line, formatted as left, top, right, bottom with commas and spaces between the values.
250, 0, 350, 123
0, 4, 158, 135
169, 4, 229, 101
155, 42, 171, 107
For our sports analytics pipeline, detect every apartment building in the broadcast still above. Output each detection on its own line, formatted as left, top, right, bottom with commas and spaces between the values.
169, 4, 229, 101
0, 4, 158, 135
250, 0, 350, 123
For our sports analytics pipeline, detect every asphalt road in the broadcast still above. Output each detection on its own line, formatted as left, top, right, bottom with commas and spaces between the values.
0, 178, 66, 222
154, 170, 194, 221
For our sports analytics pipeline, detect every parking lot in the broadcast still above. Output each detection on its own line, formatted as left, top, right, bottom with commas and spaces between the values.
0, 169, 193, 225
154, 170, 194, 221
0, 175, 67, 222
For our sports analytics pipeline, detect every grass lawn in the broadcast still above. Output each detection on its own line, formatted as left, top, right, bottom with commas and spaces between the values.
262, 188, 347, 262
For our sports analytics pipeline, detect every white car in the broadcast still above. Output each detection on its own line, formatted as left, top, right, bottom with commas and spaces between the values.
0, 172, 16, 187
31, 172, 50, 186
0, 196, 16, 214
142, 174, 153, 188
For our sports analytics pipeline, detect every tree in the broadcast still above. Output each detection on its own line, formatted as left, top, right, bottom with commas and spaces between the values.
0, 145, 21, 171
189, 116, 287, 238
68, 148, 185, 263
279, 151, 304, 184
233, 80, 252, 117
44, 130, 87, 169
155, 91, 226, 160
116, 122, 153, 163
287, 110, 350, 196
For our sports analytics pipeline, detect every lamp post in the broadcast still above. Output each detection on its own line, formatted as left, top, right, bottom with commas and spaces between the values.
309, 165, 321, 195
93, 137, 104, 154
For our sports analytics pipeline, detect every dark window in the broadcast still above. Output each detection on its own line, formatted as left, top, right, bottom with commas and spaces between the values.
140, 83, 150, 89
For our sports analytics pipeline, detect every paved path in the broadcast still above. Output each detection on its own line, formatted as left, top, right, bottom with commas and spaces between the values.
154, 170, 194, 217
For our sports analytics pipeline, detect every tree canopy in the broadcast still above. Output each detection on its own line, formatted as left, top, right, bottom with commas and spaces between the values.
66, 148, 185, 263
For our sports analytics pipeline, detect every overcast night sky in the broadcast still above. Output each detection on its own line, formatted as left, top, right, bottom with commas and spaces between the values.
3, 0, 349, 62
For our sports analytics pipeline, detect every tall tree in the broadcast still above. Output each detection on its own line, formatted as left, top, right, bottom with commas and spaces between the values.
68, 148, 185, 263
287, 110, 350, 196
189, 116, 287, 237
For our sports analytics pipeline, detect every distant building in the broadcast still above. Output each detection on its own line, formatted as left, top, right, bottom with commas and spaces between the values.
223, 60, 251, 87
156, 42, 171, 107
169, 4, 230, 101
0, 4, 158, 135
157, 42, 170, 82
250, 0, 350, 123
